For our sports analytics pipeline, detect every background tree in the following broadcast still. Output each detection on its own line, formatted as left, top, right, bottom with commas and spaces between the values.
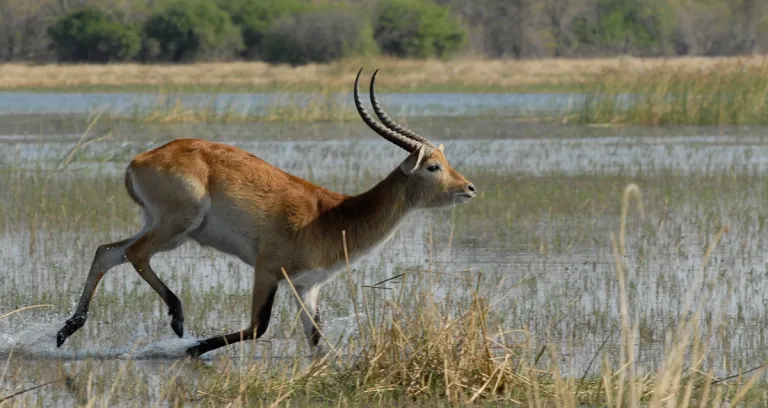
143, 0, 242, 62
261, 7, 378, 65
48, 7, 141, 62
0, 0, 763, 63
373, 0, 468, 58
573, 0, 675, 55
215, 0, 309, 59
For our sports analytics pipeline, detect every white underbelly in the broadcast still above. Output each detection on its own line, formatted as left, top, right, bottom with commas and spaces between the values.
190, 215, 258, 266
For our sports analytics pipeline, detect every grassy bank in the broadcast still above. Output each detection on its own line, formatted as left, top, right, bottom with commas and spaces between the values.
0, 56, 766, 94
4, 56, 768, 125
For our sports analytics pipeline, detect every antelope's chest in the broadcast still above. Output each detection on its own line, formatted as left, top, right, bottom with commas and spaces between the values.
287, 259, 355, 288
287, 219, 407, 288
287, 241, 386, 288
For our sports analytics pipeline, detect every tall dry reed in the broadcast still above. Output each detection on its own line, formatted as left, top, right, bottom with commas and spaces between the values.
575, 60, 768, 125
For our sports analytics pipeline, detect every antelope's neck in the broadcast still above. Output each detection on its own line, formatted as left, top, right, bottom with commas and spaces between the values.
320, 169, 412, 259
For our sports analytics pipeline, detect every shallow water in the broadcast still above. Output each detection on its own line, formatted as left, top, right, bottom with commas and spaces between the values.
0, 91, 585, 117
1, 114, 768, 405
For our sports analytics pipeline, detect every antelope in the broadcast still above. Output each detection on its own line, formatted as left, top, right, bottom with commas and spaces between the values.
55, 68, 477, 357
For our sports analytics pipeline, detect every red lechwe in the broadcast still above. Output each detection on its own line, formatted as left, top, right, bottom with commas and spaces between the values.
56, 68, 477, 357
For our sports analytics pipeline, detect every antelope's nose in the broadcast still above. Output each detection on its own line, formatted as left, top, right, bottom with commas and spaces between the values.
467, 184, 476, 193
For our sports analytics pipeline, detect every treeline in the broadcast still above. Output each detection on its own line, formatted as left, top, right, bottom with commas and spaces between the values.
1, 0, 766, 65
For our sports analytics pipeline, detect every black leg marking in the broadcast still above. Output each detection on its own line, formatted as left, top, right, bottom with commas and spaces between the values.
56, 312, 87, 347
309, 308, 322, 348
255, 285, 278, 338
186, 284, 278, 358
168, 294, 184, 338
125, 237, 186, 339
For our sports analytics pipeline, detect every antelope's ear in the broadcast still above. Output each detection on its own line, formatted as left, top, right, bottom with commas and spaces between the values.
411, 145, 428, 173
437, 143, 444, 152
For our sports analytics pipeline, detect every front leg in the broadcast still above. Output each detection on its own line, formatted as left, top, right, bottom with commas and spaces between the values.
295, 284, 323, 352
186, 271, 278, 358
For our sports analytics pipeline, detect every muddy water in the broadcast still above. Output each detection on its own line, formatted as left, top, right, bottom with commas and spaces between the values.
1, 115, 768, 405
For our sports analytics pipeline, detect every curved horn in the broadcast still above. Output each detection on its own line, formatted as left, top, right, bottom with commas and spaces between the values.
370, 69, 437, 149
354, 68, 421, 153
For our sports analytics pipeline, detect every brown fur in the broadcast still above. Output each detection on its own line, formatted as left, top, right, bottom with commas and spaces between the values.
126, 138, 472, 274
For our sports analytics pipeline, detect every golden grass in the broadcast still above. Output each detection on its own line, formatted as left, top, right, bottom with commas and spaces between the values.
4, 183, 762, 407
571, 60, 768, 125
2, 55, 768, 92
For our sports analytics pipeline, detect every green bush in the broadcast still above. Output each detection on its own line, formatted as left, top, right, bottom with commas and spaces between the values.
143, 0, 242, 62
47, 7, 141, 62
373, 0, 467, 58
215, 0, 309, 59
261, 8, 378, 66
573, 0, 675, 53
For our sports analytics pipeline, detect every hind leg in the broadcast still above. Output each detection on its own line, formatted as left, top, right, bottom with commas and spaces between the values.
124, 232, 186, 337
119, 168, 209, 339
123, 200, 208, 338
57, 234, 143, 347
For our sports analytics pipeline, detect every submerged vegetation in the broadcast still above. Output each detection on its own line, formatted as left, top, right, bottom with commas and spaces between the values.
128, 92, 359, 125
2, 115, 768, 405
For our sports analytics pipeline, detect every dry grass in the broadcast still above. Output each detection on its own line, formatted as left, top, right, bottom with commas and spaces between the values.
178, 184, 759, 406
2, 55, 768, 92
4, 182, 762, 407
570, 59, 768, 125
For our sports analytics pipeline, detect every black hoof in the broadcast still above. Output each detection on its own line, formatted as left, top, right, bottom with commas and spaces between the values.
185, 344, 203, 358
171, 316, 184, 338
56, 314, 86, 348
169, 306, 184, 338
56, 330, 68, 348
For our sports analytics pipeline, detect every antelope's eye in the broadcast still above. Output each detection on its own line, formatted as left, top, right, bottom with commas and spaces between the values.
426, 164, 441, 172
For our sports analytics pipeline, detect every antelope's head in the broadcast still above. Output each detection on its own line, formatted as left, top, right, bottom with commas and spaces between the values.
353, 68, 477, 209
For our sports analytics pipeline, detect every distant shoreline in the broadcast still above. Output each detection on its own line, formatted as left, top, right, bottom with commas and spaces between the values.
0, 55, 766, 93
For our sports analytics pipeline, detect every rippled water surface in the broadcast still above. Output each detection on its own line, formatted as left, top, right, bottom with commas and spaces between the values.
1, 110, 768, 405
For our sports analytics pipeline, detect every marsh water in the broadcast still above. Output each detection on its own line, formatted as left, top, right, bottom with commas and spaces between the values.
0, 90, 584, 116
1, 92, 768, 405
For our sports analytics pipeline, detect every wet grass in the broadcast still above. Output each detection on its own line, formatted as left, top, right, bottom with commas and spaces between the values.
126, 92, 359, 125
2, 121, 768, 406
100, 69, 768, 126
1, 197, 760, 406
571, 62, 768, 126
